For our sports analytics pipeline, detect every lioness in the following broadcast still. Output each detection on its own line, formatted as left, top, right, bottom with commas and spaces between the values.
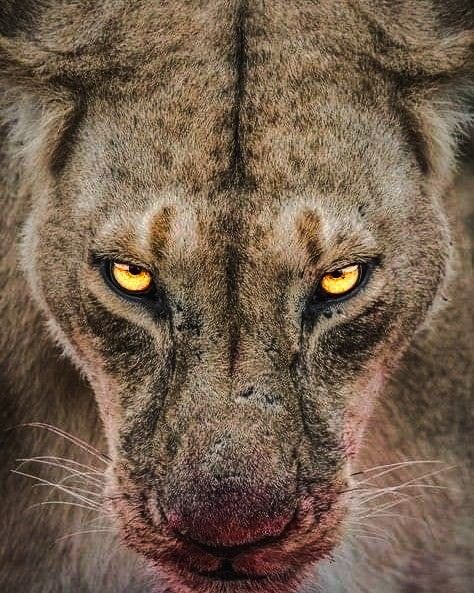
0, 2, 472, 592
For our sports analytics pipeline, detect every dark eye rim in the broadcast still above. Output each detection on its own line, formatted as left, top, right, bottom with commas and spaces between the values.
101, 260, 158, 301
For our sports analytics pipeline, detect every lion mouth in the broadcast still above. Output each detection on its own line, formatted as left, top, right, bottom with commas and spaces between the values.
196, 559, 270, 581
152, 496, 343, 589
111, 474, 346, 589
166, 512, 300, 582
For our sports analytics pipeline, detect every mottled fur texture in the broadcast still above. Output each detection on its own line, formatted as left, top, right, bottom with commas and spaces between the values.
0, 2, 473, 592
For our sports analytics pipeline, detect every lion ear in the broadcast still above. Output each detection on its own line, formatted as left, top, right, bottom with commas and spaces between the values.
361, 0, 473, 183
0, 2, 146, 183
0, 1, 119, 80
0, 39, 75, 188
371, 3, 473, 79
0, 3, 98, 186
407, 77, 473, 187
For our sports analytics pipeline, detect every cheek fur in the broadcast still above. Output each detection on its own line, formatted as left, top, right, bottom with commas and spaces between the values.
342, 363, 386, 458
71, 327, 123, 452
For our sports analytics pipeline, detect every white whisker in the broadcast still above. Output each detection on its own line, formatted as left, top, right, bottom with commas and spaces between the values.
356, 493, 430, 521
17, 458, 105, 489
12, 469, 102, 509
21, 423, 110, 463
56, 528, 115, 543
28, 500, 100, 512
32, 482, 103, 500
17, 455, 104, 475
352, 465, 456, 508
353, 460, 445, 486
347, 531, 390, 545
57, 471, 105, 490
351, 487, 413, 502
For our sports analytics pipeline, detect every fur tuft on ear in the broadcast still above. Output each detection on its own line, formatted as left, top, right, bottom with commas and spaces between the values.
356, 0, 473, 183
356, 0, 472, 76
0, 85, 75, 191
410, 83, 473, 185
0, 1, 124, 189
0, 19, 84, 191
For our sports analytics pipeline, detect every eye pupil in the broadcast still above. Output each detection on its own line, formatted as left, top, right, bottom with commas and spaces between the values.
331, 270, 343, 278
128, 265, 142, 275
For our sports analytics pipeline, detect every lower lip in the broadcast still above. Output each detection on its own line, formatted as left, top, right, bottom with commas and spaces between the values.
196, 560, 270, 582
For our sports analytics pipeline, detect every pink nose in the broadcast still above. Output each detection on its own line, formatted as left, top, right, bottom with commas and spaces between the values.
166, 504, 294, 550
163, 474, 296, 548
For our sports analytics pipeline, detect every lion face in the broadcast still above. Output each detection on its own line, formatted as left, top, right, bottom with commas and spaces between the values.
19, 87, 447, 592
5, 2, 469, 591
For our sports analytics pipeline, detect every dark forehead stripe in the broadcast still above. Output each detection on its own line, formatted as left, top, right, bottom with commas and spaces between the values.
222, 1, 251, 376
225, 0, 249, 191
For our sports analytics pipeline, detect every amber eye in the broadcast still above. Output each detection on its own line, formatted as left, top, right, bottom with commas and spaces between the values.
319, 264, 362, 297
110, 262, 153, 294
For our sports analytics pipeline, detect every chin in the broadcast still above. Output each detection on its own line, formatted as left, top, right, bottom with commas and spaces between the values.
155, 564, 306, 593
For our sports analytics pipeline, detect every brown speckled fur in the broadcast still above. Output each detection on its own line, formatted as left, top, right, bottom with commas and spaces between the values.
0, 2, 472, 592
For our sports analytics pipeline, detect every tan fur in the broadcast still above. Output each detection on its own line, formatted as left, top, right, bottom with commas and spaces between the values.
1, 2, 473, 592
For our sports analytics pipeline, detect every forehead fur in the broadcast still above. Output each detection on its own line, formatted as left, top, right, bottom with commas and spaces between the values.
271, 198, 378, 273
2, 1, 470, 209
91, 196, 199, 263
